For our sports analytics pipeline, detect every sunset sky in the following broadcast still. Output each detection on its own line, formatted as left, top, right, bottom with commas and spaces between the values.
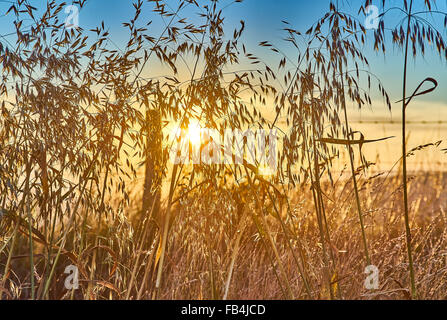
2, 1, 447, 302
1, 0, 446, 118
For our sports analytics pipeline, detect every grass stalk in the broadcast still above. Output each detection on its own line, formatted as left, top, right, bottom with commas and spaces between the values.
153, 163, 179, 300
223, 211, 247, 300
244, 167, 295, 299
340, 76, 371, 266
401, 0, 417, 299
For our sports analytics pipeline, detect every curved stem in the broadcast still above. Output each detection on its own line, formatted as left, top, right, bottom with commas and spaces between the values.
402, 0, 417, 300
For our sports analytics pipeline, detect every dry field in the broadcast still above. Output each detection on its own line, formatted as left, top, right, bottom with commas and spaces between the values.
2, 163, 447, 300
1, 0, 447, 301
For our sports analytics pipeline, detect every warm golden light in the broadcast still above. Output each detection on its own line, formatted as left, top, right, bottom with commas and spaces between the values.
258, 164, 275, 177
187, 120, 202, 146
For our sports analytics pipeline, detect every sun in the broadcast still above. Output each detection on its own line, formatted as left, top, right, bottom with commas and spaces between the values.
258, 164, 275, 177
187, 120, 202, 146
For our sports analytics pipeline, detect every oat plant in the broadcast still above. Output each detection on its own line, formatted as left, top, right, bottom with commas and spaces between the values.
361, 0, 446, 298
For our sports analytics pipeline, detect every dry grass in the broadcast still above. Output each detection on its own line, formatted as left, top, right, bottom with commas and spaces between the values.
2, 166, 447, 300
1, 0, 447, 301
142, 169, 447, 300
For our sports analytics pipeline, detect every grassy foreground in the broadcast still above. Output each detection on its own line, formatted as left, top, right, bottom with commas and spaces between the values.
2, 168, 447, 300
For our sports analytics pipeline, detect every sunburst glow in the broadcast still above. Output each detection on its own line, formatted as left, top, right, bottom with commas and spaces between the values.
187, 120, 202, 146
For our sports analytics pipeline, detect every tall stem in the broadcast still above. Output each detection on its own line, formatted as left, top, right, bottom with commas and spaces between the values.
23, 155, 35, 300
340, 76, 371, 266
153, 163, 178, 300
402, 0, 417, 299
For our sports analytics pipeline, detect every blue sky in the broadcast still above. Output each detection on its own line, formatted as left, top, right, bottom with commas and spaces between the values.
1, 0, 446, 117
